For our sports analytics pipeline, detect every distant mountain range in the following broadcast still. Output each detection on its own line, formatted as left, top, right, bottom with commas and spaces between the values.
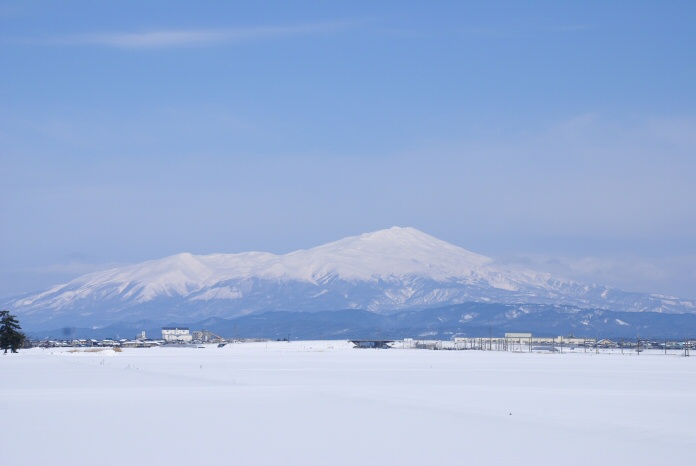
26, 304, 696, 341
5, 227, 695, 336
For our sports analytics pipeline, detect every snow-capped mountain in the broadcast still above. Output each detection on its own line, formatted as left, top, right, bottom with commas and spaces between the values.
6, 227, 695, 330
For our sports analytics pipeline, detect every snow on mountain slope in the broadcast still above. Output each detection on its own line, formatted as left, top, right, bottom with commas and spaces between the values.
25, 227, 501, 303
6, 227, 695, 330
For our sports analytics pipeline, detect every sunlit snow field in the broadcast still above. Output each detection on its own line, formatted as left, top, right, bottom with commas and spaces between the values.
2, 341, 694, 465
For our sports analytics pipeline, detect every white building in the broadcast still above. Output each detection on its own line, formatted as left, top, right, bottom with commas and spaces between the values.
504, 332, 533, 343
161, 327, 192, 343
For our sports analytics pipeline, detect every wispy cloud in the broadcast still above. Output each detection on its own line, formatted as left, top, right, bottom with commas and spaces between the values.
494, 253, 696, 298
35, 21, 360, 49
34, 260, 126, 277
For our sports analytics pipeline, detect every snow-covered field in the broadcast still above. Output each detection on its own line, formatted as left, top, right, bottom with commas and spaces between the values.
2, 342, 694, 465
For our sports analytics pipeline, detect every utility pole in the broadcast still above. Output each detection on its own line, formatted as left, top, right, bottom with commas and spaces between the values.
685, 338, 690, 357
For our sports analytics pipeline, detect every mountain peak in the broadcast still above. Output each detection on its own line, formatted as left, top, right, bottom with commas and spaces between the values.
295, 226, 493, 281
361, 226, 426, 239
357, 226, 450, 248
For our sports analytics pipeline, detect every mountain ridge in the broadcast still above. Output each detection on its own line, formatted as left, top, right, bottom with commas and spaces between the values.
5, 227, 695, 331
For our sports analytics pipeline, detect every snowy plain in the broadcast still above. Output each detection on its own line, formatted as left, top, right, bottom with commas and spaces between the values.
2, 342, 695, 465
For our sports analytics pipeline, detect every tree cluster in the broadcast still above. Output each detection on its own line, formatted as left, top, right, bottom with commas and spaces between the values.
1, 310, 25, 353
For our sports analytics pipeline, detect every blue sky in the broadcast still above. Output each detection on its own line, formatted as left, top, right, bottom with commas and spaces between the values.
1, 1, 695, 299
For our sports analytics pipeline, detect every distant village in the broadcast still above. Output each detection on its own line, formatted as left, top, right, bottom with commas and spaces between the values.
24, 327, 693, 355
28, 327, 229, 349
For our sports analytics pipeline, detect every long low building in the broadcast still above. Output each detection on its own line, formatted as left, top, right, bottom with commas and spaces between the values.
453, 334, 596, 347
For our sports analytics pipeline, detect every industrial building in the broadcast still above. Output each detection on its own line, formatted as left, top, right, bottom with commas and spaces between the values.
161, 327, 192, 343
